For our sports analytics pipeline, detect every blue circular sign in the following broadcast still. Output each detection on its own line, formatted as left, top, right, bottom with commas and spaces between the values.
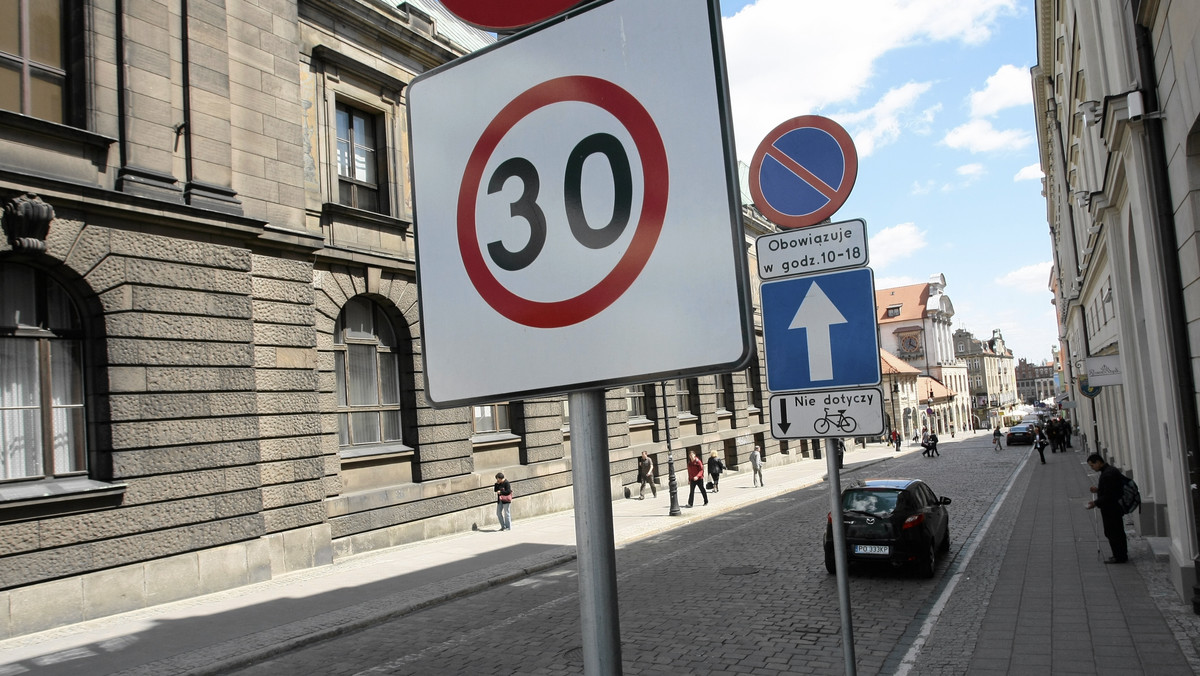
749, 116, 858, 229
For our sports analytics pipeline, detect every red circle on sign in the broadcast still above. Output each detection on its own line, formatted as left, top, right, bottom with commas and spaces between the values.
457, 76, 669, 329
749, 115, 858, 229
441, 0, 586, 31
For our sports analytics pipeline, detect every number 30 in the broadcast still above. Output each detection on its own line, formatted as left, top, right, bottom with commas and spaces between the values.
486, 132, 633, 271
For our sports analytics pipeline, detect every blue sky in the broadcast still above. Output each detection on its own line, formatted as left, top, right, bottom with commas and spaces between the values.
720, 0, 1056, 363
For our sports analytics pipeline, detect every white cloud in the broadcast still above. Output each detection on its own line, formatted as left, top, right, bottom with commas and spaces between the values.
957, 163, 986, 177
839, 82, 933, 156
868, 222, 928, 269
969, 64, 1033, 118
995, 261, 1054, 293
1014, 163, 1044, 181
942, 119, 1033, 152
723, 0, 1020, 161
875, 275, 922, 289
911, 179, 937, 195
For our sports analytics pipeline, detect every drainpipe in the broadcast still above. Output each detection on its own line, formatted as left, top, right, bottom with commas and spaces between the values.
1133, 23, 1200, 614
1045, 95, 1100, 449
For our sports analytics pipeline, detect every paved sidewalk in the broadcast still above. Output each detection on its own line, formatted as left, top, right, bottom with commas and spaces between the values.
961, 445, 1200, 675
0, 438, 914, 675
2, 431, 1198, 675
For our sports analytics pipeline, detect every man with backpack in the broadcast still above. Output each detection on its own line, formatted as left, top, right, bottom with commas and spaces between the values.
1086, 453, 1128, 563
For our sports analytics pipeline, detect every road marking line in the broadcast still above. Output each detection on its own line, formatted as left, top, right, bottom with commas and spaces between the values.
893, 452, 1031, 675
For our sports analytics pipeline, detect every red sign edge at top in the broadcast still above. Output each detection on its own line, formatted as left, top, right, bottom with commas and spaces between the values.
440, 0, 590, 31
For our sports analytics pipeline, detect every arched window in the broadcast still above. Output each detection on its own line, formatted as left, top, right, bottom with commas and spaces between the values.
1, 262, 85, 481
333, 297, 407, 450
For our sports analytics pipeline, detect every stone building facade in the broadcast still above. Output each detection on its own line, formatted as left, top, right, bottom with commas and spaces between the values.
955, 328, 1018, 428
1032, 0, 1200, 601
0, 0, 790, 637
1015, 358, 1056, 404
874, 274, 970, 432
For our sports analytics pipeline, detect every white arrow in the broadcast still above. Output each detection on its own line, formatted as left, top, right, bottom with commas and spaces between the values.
789, 282, 847, 381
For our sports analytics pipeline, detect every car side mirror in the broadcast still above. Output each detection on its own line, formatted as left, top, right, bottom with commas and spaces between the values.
940, 497, 952, 505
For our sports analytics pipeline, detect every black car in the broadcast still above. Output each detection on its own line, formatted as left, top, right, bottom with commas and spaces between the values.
1006, 424, 1034, 445
824, 478, 951, 578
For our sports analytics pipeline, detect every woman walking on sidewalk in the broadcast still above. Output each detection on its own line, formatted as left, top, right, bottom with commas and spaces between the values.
707, 450, 726, 492
992, 427, 1004, 451
686, 450, 708, 507
494, 472, 513, 531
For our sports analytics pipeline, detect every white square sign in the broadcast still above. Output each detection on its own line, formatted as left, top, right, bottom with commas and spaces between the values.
408, 0, 753, 406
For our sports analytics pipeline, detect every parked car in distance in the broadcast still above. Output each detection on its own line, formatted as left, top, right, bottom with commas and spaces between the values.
824, 478, 952, 578
1006, 424, 1035, 445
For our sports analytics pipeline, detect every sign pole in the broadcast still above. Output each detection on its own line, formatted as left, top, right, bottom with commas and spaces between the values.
825, 437, 857, 675
569, 389, 624, 675
659, 381, 682, 516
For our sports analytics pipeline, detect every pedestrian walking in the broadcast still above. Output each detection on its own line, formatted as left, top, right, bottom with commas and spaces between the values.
992, 426, 1003, 451
707, 450, 726, 492
1086, 453, 1129, 563
493, 472, 513, 531
749, 445, 765, 487
927, 430, 939, 457
1033, 426, 1048, 464
686, 450, 708, 507
1052, 419, 1068, 453
891, 429, 902, 452
636, 450, 657, 500
920, 427, 931, 456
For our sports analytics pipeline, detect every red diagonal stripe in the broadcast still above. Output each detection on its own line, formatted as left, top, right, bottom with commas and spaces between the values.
765, 145, 839, 200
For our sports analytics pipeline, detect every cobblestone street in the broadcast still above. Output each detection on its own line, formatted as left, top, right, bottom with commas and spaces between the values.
232, 437, 1030, 675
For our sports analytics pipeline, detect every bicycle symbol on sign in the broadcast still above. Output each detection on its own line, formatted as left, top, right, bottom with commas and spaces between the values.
814, 407, 857, 435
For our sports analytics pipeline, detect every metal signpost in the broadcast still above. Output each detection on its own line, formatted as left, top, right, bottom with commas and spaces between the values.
408, 2, 751, 674
750, 115, 878, 676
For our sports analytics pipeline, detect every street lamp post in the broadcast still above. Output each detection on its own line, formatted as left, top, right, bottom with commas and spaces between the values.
890, 381, 900, 439
928, 388, 935, 433
659, 381, 681, 516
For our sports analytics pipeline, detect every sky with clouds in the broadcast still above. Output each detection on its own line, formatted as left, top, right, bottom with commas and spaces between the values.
721, 0, 1056, 363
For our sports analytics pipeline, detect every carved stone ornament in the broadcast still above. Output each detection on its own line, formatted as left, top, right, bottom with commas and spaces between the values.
4, 192, 55, 252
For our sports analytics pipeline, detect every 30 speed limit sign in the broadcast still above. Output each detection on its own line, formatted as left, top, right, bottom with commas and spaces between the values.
409, 0, 753, 406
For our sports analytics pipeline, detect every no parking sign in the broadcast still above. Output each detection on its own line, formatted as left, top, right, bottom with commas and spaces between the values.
408, 0, 753, 406
749, 116, 858, 229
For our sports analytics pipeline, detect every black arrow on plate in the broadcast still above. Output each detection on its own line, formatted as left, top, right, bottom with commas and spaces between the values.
777, 398, 791, 434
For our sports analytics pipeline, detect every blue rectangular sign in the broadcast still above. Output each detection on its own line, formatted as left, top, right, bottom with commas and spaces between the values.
762, 267, 880, 392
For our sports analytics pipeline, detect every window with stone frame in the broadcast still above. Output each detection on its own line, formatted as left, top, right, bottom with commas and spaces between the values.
0, 262, 86, 481
749, 361, 766, 410
714, 373, 734, 412
335, 101, 385, 213
333, 297, 408, 450
675, 378, 697, 417
0, 0, 83, 127
473, 403, 510, 434
625, 385, 649, 419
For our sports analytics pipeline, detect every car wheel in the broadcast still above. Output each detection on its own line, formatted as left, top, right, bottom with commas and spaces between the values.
915, 539, 937, 578
938, 523, 950, 553
825, 551, 837, 574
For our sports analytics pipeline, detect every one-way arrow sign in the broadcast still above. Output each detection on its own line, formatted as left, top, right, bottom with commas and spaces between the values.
790, 282, 847, 381
761, 267, 880, 392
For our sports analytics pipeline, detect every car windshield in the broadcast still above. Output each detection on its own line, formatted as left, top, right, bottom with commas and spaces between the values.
1011, 425, 1029, 432
842, 489, 899, 517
